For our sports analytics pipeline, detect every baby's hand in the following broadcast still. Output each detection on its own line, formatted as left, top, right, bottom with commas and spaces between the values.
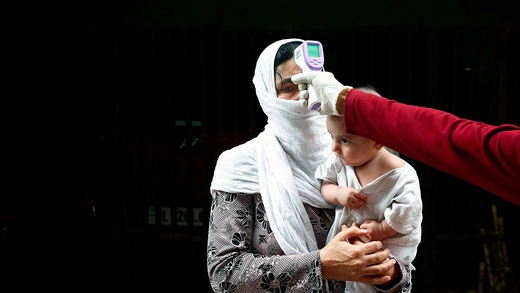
350, 222, 371, 243
360, 220, 392, 241
339, 187, 368, 209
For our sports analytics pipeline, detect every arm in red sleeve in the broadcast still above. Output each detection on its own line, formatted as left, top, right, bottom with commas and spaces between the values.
343, 89, 520, 206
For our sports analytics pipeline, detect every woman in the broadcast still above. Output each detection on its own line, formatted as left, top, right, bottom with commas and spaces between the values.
207, 38, 411, 292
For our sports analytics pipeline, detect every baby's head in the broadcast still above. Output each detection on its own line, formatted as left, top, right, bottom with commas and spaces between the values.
326, 85, 381, 133
329, 85, 400, 157
356, 85, 381, 97
326, 85, 381, 130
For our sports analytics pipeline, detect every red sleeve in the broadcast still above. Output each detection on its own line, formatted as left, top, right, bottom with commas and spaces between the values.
344, 88, 520, 206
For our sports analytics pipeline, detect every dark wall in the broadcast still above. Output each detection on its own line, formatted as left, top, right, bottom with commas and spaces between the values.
2, 1, 520, 292
83, 0, 520, 30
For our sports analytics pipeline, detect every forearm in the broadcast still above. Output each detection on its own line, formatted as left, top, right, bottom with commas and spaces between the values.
342, 89, 520, 205
321, 182, 342, 205
335, 87, 350, 115
379, 219, 398, 239
208, 247, 324, 292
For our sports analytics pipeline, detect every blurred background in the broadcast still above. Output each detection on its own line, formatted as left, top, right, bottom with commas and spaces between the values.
2, 0, 519, 292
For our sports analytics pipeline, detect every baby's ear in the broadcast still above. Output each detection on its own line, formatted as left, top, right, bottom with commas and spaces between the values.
374, 142, 385, 150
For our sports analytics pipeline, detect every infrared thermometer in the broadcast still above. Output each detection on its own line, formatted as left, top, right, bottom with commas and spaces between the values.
294, 40, 324, 110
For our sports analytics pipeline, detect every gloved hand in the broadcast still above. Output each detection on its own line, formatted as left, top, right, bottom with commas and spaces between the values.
291, 71, 352, 116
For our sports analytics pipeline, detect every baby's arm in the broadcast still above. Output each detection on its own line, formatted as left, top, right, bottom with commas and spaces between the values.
321, 181, 368, 209
360, 219, 398, 241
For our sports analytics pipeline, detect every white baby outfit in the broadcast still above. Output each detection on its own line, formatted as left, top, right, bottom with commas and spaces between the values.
316, 152, 423, 293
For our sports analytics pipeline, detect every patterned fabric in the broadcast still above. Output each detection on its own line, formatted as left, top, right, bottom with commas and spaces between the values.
210, 38, 334, 256
207, 190, 412, 293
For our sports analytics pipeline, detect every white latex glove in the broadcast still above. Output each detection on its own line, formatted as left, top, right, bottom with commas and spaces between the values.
292, 71, 352, 116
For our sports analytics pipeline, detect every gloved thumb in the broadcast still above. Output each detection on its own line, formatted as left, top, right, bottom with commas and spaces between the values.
291, 72, 315, 85
299, 89, 309, 101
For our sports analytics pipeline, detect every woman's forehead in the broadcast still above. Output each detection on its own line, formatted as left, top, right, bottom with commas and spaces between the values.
276, 57, 300, 76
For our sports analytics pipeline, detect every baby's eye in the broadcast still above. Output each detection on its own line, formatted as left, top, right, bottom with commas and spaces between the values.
341, 138, 349, 144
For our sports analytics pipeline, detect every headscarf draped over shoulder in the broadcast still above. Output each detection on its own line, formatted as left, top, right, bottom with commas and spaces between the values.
210, 38, 333, 255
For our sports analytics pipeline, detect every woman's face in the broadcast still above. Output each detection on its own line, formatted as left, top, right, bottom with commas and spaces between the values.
275, 57, 303, 100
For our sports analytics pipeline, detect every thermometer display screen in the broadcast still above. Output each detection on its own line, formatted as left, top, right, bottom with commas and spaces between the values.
307, 44, 321, 57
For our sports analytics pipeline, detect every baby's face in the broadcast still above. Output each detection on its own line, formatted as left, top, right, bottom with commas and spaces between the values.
327, 116, 377, 167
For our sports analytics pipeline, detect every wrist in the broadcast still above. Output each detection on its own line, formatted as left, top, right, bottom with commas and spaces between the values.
319, 249, 331, 280
335, 86, 351, 115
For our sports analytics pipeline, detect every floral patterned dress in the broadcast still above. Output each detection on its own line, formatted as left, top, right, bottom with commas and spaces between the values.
206, 191, 412, 293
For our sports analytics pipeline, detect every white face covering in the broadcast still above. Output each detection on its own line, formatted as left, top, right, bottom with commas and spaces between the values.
210, 38, 333, 255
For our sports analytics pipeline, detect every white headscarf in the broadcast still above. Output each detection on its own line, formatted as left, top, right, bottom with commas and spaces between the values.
210, 38, 334, 255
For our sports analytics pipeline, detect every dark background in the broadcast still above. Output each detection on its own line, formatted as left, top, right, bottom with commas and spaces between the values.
2, 0, 520, 292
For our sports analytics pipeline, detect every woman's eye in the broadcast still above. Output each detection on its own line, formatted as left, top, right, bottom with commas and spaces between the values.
282, 86, 294, 92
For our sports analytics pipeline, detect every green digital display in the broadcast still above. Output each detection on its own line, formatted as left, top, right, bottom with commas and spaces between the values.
307, 43, 320, 57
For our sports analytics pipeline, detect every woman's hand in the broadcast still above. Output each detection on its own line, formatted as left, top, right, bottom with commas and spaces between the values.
320, 224, 395, 284
349, 223, 402, 289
